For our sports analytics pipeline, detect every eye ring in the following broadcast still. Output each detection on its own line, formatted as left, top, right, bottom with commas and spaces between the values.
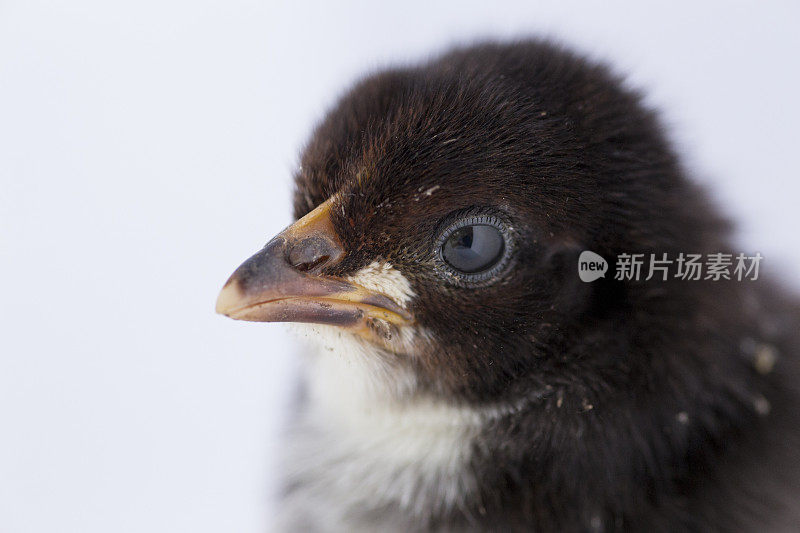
433, 212, 514, 286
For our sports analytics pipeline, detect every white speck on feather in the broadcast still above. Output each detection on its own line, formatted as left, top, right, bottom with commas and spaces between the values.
741, 337, 779, 375
754, 395, 771, 416
754, 343, 778, 374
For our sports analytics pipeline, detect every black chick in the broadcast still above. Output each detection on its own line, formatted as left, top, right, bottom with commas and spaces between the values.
216, 40, 800, 532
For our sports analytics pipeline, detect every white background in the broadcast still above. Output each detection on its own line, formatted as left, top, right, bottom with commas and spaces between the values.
1, 1, 798, 532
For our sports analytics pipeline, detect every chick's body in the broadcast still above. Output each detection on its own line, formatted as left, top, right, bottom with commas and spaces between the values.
218, 41, 800, 532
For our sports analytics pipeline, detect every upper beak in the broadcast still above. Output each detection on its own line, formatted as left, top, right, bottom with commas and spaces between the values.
215, 198, 412, 331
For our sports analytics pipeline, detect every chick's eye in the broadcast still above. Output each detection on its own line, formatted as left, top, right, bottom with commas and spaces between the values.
443, 225, 504, 273
435, 213, 513, 285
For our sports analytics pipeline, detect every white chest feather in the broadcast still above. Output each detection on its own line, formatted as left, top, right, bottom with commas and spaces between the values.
278, 323, 484, 531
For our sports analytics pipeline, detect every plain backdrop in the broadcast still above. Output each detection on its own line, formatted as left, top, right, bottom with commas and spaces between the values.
1, 1, 798, 532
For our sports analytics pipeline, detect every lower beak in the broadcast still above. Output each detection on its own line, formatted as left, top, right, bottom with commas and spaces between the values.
215, 200, 412, 330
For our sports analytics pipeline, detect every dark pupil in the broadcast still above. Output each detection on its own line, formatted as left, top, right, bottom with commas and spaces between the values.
442, 224, 505, 273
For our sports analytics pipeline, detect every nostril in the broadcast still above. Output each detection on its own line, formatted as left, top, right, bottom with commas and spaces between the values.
287, 236, 337, 273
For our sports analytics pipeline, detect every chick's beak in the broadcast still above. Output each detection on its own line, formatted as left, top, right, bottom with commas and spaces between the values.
215, 199, 412, 330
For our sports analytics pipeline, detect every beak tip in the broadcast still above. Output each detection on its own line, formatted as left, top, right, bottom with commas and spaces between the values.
215, 279, 243, 317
